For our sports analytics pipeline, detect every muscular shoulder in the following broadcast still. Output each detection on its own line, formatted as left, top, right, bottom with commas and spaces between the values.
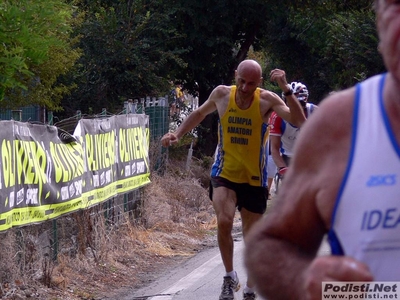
308, 88, 355, 128
297, 88, 355, 155
291, 87, 356, 224
258, 89, 282, 115
206, 85, 233, 116
210, 85, 232, 100
259, 89, 281, 102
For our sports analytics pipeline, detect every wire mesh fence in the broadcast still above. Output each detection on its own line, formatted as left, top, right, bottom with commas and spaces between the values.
0, 188, 149, 298
0, 95, 175, 290
0, 105, 45, 122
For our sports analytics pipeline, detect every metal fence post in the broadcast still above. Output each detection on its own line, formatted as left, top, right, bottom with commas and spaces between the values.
11, 110, 22, 121
47, 113, 59, 261
123, 105, 129, 213
47, 111, 53, 125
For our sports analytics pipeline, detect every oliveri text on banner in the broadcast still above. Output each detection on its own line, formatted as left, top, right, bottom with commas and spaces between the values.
0, 115, 150, 231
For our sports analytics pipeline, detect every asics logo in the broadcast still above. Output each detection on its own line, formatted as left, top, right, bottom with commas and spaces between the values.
366, 174, 397, 187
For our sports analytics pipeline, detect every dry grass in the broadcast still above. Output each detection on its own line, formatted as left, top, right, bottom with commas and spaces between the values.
0, 149, 216, 299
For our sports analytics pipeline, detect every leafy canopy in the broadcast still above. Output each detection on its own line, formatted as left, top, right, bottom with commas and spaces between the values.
0, 0, 80, 109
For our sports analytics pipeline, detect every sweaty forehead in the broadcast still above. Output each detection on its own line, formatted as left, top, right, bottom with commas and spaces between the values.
236, 72, 260, 86
237, 67, 261, 82
238, 61, 261, 74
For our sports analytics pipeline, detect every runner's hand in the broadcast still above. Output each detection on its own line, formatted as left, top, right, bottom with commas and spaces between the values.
302, 256, 374, 300
161, 132, 178, 147
269, 69, 289, 91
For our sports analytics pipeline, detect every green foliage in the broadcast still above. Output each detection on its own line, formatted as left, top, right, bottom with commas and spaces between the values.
165, 0, 282, 155
170, 0, 275, 93
0, 0, 80, 109
0, 0, 381, 114
259, 0, 380, 103
60, 0, 186, 115
323, 10, 384, 89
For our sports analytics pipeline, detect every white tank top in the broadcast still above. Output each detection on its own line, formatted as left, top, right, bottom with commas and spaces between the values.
275, 103, 315, 157
329, 73, 400, 280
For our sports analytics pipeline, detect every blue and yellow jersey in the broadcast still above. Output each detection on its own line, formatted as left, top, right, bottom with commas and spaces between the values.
211, 86, 269, 187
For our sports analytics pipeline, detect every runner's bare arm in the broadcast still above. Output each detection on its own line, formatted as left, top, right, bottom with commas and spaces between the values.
161, 85, 226, 147
272, 96, 305, 127
268, 69, 306, 127
270, 135, 285, 169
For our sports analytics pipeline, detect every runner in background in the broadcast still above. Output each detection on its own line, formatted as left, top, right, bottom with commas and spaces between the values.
266, 135, 277, 199
269, 82, 317, 171
161, 60, 306, 300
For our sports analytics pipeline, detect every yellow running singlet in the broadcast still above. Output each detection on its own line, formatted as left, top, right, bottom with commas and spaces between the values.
211, 86, 269, 187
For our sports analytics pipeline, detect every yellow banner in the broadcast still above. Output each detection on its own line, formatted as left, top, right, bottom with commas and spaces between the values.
0, 115, 150, 231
